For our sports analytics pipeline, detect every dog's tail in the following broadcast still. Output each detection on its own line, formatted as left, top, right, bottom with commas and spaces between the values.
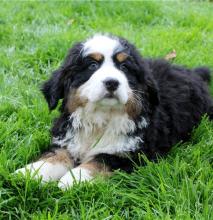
194, 67, 211, 84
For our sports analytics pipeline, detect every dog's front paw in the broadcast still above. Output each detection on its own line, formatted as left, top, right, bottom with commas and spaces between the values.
15, 161, 45, 178
15, 161, 68, 182
58, 167, 93, 190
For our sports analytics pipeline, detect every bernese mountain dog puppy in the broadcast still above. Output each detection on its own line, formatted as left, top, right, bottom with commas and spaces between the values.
15, 34, 213, 190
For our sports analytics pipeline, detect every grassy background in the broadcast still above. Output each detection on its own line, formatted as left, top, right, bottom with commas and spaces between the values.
0, 1, 213, 219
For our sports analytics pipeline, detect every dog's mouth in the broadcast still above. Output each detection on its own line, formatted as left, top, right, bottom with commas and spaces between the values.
98, 92, 120, 106
104, 92, 118, 99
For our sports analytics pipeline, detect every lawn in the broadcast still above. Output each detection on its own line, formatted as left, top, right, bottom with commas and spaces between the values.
0, 1, 213, 219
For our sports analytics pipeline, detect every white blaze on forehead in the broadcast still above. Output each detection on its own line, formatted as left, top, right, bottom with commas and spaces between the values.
83, 34, 121, 57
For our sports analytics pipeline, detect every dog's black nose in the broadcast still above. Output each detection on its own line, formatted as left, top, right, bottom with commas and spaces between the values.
103, 78, 120, 92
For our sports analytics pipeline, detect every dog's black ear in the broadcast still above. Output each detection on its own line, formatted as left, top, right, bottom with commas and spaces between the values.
41, 68, 65, 110
145, 74, 159, 107
125, 42, 160, 107
136, 58, 159, 107
41, 42, 83, 110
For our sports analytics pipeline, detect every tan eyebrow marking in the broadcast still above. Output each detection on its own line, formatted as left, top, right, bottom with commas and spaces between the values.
116, 52, 128, 62
88, 53, 103, 61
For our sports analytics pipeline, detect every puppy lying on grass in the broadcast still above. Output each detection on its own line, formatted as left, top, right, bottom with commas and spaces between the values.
15, 34, 213, 190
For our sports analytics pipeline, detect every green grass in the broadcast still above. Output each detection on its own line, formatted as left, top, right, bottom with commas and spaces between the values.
0, 1, 213, 219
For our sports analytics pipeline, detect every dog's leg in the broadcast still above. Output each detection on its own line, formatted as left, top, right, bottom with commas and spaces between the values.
58, 160, 110, 190
58, 153, 135, 190
15, 148, 74, 182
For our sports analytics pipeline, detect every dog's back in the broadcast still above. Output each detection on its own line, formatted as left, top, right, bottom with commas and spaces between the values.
144, 59, 212, 157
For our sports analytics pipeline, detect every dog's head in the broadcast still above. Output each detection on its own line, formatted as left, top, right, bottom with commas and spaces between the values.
41, 34, 159, 118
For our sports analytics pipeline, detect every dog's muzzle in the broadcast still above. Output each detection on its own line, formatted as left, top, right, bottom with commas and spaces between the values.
102, 77, 120, 101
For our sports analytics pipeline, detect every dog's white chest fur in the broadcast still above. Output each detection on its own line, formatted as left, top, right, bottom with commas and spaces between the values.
53, 105, 143, 162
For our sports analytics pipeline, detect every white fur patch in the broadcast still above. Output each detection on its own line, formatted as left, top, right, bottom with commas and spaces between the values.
15, 161, 68, 182
138, 117, 148, 129
53, 105, 145, 163
58, 167, 92, 190
83, 34, 120, 57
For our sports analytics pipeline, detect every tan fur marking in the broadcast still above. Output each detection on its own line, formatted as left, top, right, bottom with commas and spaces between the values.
125, 94, 142, 119
79, 161, 111, 177
40, 149, 74, 167
66, 89, 88, 113
89, 53, 103, 61
116, 52, 128, 62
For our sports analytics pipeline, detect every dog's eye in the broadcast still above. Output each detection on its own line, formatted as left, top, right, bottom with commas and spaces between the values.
120, 63, 128, 72
88, 62, 99, 71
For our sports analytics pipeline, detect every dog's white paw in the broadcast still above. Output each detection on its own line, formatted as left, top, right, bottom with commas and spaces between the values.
58, 167, 93, 190
15, 161, 68, 182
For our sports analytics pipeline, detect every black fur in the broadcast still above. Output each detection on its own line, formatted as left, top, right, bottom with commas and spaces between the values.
41, 43, 83, 110
41, 35, 212, 172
